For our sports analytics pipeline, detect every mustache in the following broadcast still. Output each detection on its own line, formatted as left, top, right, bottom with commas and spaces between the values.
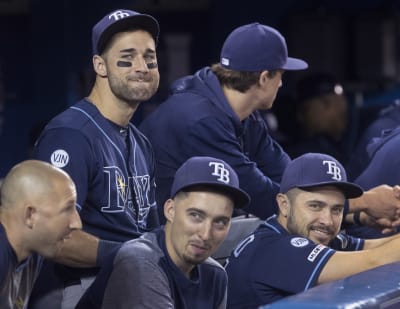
127, 73, 153, 82
310, 225, 334, 234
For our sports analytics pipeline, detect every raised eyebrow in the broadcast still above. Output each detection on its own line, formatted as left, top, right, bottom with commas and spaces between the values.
307, 200, 325, 205
120, 48, 134, 54
186, 207, 206, 215
119, 48, 156, 54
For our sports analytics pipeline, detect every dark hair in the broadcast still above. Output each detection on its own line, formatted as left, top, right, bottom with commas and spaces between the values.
174, 184, 234, 204
211, 63, 278, 93
296, 72, 343, 103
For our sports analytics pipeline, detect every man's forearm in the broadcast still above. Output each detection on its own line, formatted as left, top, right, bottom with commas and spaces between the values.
53, 229, 99, 267
348, 196, 365, 213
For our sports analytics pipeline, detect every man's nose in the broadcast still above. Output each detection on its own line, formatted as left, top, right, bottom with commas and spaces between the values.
70, 209, 82, 230
198, 221, 212, 241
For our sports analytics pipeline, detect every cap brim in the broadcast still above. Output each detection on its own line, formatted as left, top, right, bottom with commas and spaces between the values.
218, 185, 251, 209
299, 182, 363, 199
281, 57, 308, 71
96, 14, 159, 54
174, 182, 251, 209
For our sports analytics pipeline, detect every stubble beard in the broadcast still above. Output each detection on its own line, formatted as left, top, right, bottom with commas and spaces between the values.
109, 75, 159, 105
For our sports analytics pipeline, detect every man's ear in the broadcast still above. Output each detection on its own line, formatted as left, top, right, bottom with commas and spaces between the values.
93, 55, 107, 78
25, 206, 36, 229
276, 193, 289, 217
259, 70, 270, 85
163, 199, 175, 223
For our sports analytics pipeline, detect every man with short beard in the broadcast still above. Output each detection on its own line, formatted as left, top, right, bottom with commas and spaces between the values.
29, 9, 161, 309
226, 153, 400, 308
76, 156, 250, 309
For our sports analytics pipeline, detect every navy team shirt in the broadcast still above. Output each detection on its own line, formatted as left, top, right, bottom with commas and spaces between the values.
33, 99, 159, 242
225, 215, 364, 308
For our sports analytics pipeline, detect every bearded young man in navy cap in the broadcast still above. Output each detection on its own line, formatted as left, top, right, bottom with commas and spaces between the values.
139, 23, 400, 232
29, 9, 161, 308
76, 156, 250, 309
225, 153, 400, 308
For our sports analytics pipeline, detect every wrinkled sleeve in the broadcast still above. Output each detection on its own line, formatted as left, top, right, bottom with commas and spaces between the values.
217, 283, 227, 309
102, 250, 173, 309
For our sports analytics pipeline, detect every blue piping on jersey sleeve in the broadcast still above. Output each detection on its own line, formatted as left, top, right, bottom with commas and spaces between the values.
262, 221, 282, 234
71, 107, 125, 161
355, 237, 363, 250
304, 248, 334, 290
262, 215, 282, 234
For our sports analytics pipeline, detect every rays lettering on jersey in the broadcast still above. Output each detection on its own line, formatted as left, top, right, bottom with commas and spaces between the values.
101, 166, 152, 226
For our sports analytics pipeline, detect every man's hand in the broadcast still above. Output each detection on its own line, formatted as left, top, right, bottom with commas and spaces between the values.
350, 185, 400, 229
359, 211, 398, 234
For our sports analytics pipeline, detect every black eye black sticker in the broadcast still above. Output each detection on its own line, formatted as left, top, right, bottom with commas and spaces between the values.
116, 61, 158, 69
117, 61, 132, 67
147, 62, 158, 69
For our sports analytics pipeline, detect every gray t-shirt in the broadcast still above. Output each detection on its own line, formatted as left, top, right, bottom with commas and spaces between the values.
101, 228, 228, 309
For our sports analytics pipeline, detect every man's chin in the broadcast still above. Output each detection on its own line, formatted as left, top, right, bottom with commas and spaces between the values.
185, 254, 208, 266
309, 234, 331, 246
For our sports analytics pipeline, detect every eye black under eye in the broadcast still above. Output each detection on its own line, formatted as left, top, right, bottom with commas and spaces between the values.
147, 62, 158, 69
117, 61, 132, 67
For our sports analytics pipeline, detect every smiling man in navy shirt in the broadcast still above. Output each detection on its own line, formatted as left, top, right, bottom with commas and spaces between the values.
226, 153, 400, 308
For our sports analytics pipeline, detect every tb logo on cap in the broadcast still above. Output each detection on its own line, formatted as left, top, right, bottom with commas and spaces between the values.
109, 10, 130, 21
209, 162, 230, 184
323, 160, 342, 181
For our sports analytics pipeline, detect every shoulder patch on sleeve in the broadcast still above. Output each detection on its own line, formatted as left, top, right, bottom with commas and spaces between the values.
307, 244, 325, 262
290, 237, 309, 247
50, 149, 70, 168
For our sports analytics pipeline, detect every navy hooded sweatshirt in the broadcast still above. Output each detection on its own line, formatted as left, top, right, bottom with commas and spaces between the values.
139, 67, 290, 220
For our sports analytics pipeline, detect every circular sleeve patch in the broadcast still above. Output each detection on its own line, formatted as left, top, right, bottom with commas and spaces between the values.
290, 237, 309, 247
50, 149, 70, 168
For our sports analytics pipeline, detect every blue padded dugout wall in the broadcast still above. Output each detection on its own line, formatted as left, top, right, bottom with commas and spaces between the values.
262, 262, 400, 308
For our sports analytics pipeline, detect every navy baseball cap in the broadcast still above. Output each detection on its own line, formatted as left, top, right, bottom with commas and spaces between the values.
92, 9, 159, 55
171, 156, 250, 208
220, 22, 308, 72
280, 153, 363, 199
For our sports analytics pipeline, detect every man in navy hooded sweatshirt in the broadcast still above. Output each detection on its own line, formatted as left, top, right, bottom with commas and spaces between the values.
346, 126, 400, 238
140, 23, 307, 220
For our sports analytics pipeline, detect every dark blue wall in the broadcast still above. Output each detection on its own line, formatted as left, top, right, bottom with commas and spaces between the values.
0, 0, 400, 177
